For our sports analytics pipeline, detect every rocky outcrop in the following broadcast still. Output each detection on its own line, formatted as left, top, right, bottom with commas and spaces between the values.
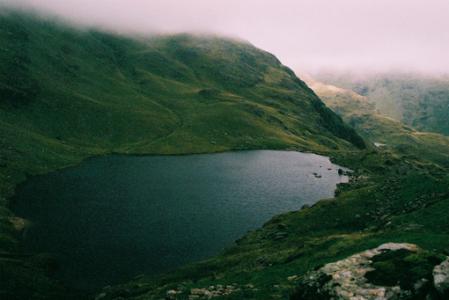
291, 243, 447, 300
165, 283, 258, 299
433, 257, 449, 297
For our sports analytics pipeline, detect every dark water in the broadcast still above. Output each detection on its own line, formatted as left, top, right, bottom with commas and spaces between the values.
11, 150, 348, 291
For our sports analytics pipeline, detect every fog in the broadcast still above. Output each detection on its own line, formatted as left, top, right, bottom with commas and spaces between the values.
2, 0, 449, 74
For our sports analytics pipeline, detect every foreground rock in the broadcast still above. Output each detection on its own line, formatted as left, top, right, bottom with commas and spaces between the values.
433, 257, 449, 297
291, 243, 447, 300
164, 283, 258, 299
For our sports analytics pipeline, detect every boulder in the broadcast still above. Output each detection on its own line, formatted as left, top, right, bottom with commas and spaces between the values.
433, 257, 449, 296
290, 243, 436, 300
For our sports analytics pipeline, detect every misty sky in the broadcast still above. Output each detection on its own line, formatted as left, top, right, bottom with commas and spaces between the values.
2, 0, 449, 74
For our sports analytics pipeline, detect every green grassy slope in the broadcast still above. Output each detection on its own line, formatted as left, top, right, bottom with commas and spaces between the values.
95, 79, 449, 300
0, 12, 365, 200
314, 71, 449, 136
0, 11, 367, 299
308, 78, 449, 167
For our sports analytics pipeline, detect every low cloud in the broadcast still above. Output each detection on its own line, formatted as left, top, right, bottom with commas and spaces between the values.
1, 0, 449, 74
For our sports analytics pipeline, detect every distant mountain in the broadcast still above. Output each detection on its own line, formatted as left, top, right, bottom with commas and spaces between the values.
305, 76, 449, 167
313, 72, 449, 136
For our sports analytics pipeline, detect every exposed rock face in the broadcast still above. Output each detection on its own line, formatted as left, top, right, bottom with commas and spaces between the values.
433, 257, 449, 296
164, 283, 258, 299
291, 243, 447, 300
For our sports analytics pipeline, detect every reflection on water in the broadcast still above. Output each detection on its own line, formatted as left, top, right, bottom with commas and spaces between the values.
12, 150, 348, 291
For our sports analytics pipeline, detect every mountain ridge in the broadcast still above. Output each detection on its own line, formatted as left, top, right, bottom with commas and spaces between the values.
4, 11, 449, 300
0, 12, 365, 198
0, 11, 366, 299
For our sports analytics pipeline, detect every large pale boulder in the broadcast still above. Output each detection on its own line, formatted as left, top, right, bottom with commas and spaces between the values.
433, 257, 449, 296
290, 243, 441, 300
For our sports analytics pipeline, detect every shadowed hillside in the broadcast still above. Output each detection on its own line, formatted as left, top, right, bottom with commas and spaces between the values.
0, 12, 365, 199
0, 11, 366, 299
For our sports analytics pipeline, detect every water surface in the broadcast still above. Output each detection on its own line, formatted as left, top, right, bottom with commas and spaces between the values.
12, 150, 348, 290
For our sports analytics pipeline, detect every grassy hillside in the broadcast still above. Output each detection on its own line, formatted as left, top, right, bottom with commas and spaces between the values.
0, 11, 367, 299
2, 11, 448, 300
0, 12, 365, 200
307, 78, 449, 167
102, 158, 449, 299
92, 78, 449, 300
314, 72, 449, 136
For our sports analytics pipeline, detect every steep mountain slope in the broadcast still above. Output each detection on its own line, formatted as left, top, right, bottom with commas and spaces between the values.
0, 12, 364, 199
314, 72, 449, 136
2, 11, 448, 300
0, 11, 367, 299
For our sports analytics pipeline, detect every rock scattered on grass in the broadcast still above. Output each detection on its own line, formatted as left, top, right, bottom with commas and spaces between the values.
291, 243, 448, 300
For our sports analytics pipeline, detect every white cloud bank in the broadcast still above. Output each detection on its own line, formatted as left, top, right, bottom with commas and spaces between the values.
1, 0, 449, 73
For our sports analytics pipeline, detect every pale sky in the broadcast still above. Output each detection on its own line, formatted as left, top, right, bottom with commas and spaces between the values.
2, 0, 449, 73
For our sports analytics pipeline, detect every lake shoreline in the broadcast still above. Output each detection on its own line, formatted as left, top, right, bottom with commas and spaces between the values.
10, 150, 350, 292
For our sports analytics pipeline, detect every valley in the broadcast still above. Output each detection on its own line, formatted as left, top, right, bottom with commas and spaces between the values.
90, 77, 449, 300
0, 9, 448, 300
0, 12, 364, 299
